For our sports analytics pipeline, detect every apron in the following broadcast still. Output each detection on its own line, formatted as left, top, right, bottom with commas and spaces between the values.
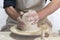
1, 0, 52, 31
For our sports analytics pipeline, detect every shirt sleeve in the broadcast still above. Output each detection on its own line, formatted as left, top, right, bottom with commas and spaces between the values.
3, 0, 16, 8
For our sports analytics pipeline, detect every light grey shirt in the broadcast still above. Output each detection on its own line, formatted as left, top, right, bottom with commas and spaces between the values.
16, 0, 45, 12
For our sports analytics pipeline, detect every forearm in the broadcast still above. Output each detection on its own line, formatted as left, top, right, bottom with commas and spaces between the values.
38, 0, 60, 20
5, 6, 20, 20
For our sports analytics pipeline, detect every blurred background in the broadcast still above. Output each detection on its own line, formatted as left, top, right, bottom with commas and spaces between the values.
0, 0, 60, 32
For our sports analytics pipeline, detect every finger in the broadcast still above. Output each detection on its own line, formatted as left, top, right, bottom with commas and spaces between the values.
19, 21, 26, 26
34, 18, 39, 22
19, 23, 25, 26
27, 20, 35, 24
31, 21, 37, 24
26, 11, 37, 18
18, 24, 25, 28
31, 18, 39, 24
18, 20, 24, 24
34, 15, 39, 21
18, 24, 25, 29
28, 13, 37, 17
27, 17, 34, 22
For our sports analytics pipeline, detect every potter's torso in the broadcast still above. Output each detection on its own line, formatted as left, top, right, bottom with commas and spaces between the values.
15, 0, 45, 12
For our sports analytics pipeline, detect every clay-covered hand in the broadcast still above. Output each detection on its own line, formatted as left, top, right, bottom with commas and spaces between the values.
25, 10, 39, 24
17, 17, 25, 30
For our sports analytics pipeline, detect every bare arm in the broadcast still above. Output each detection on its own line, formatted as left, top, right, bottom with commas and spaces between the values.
38, 0, 60, 20
5, 6, 20, 20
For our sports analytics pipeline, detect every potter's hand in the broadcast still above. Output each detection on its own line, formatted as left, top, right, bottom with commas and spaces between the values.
17, 17, 25, 30
26, 10, 39, 24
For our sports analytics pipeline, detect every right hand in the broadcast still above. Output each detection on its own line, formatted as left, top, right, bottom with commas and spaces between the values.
17, 17, 25, 30
25, 10, 39, 24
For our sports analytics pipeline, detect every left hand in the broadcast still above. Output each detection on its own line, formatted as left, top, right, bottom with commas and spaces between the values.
17, 17, 25, 30
26, 10, 39, 24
